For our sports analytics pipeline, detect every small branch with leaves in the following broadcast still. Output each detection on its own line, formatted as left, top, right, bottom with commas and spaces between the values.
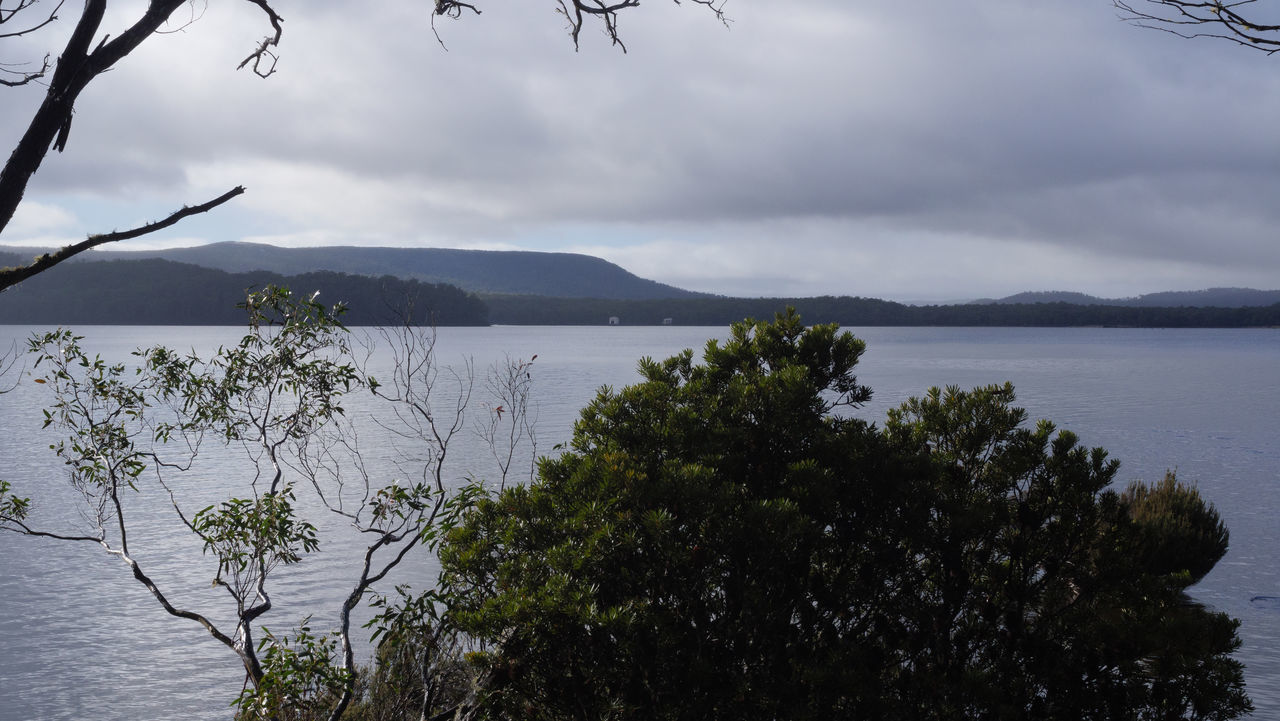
476, 354, 538, 491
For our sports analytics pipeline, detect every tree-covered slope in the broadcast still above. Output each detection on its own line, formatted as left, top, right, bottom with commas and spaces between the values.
5, 253, 1279, 327
0, 258, 488, 325
73, 242, 707, 300
990, 288, 1280, 307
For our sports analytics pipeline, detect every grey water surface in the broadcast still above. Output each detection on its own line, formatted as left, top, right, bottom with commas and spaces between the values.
1, 324, 1277, 719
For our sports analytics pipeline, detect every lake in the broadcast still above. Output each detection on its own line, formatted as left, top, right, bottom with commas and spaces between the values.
1, 324, 1277, 719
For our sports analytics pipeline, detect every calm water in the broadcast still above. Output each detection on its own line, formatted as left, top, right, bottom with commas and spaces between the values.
1, 324, 1277, 719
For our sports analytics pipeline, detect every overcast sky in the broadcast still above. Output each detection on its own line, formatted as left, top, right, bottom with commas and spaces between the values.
3, 0, 1279, 301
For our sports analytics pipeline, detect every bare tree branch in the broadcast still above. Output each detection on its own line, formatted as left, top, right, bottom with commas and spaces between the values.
237, 0, 284, 78
434, 0, 481, 19
433, 0, 728, 52
431, 0, 481, 50
0, 340, 17, 393
3, 0, 725, 296
476, 355, 538, 491
0, 55, 49, 86
0, 495, 246, 674
0, 0, 62, 85
0, 0, 64, 37
1116, 0, 1280, 54
154, 0, 208, 37
0, 185, 245, 293
0, 0, 276, 250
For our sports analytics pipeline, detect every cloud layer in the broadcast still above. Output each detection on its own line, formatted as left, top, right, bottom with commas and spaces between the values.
2, 0, 1278, 300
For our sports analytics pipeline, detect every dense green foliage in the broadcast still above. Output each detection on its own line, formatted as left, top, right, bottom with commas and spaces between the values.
881, 389, 1247, 720
1122, 471, 1231, 586
438, 311, 1250, 720
0, 258, 488, 325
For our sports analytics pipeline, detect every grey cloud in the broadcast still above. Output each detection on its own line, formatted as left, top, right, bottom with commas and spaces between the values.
5, 0, 1280, 296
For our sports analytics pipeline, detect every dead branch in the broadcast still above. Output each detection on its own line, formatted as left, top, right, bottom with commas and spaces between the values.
434, 0, 480, 19
0, 55, 50, 85
0, 0, 63, 37
431, 0, 481, 49
154, 0, 208, 36
0, 185, 244, 293
0, 341, 17, 393
1116, 0, 1280, 54
237, 0, 284, 78
0, 0, 62, 85
432, 0, 727, 52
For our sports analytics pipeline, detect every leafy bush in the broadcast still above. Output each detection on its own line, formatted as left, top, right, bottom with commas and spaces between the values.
437, 311, 1250, 720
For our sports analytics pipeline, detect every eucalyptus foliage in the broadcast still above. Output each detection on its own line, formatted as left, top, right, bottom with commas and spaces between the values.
0, 287, 519, 721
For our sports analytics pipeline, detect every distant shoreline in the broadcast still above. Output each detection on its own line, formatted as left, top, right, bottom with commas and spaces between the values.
2, 251, 1278, 329
480, 294, 1280, 329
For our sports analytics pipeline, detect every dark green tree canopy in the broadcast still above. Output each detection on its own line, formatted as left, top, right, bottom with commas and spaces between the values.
439, 311, 1251, 721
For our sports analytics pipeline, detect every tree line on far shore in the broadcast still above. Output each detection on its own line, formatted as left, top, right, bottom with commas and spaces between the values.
0, 257, 489, 326
2, 254, 1278, 328
482, 293, 1280, 328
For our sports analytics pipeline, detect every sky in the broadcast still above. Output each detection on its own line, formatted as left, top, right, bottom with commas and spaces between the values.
2, 0, 1280, 302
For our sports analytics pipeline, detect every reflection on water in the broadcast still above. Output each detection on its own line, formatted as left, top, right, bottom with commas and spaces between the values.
1, 324, 1278, 719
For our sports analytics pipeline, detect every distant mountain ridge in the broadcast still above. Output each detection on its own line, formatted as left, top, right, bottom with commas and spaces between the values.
981, 288, 1280, 308
12, 242, 708, 300
4, 244, 1277, 310
2, 250, 1278, 326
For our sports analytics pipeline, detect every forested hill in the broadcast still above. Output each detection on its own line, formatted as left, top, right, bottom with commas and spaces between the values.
2, 252, 1278, 327
0, 258, 488, 326
985, 288, 1280, 307
44, 242, 706, 300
